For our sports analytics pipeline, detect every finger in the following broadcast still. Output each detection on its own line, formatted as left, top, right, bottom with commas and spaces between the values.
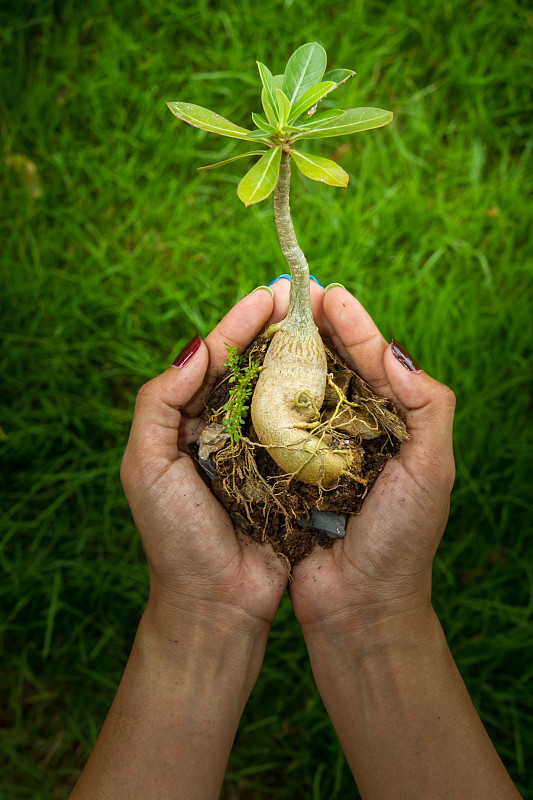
267, 275, 291, 322
266, 276, 328, 330
311, 281, 328, 331
122, 341, 209, 484
322, 286, 392, 396
203, 287, 274, 381
384, 342, 456, 492
180, 288, 274, 418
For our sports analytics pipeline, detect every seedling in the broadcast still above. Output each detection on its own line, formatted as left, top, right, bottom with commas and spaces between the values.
222, 345, 261, 443
167, 42, 393, 487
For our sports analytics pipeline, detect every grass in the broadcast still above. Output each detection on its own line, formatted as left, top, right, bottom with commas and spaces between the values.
1, 0, 532, 796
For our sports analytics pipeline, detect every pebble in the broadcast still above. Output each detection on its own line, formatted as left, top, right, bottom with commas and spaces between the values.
197, 454, 219, 479
299, 509, 347, 539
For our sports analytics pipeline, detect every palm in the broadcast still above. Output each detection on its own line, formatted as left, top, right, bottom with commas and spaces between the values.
128, 431, 287, 626
290, 455, 450, 628
120, 290, 292, 628
288, 286, 456, 629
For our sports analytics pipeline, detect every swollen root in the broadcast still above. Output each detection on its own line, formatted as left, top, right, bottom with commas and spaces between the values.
251, 324, 354, 487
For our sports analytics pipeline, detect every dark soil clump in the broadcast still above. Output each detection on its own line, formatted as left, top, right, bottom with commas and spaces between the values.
192, 335, 407, 571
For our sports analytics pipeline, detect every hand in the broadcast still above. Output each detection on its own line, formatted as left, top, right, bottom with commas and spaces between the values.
290, 286, 456, 633
72, 289, 298, 800
120, 290, 289, 636
287, 288, 521, 800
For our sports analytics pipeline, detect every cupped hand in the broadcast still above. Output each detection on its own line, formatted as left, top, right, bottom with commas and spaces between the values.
290, 286, 456, 633
120, 288, 293, 633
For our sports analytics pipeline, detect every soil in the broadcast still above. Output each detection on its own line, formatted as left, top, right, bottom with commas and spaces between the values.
192, 334, 407, 572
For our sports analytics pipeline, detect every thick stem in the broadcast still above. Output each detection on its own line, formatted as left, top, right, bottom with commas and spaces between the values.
273, 152, 314, 332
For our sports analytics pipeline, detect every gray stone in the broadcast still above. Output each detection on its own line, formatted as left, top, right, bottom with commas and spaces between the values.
197, 455, 219, 479
299, 509, 347, 539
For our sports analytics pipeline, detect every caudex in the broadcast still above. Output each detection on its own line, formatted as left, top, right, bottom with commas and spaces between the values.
167, 42, 394, 488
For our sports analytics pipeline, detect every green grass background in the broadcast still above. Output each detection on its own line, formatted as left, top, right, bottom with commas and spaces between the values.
1, 0, 532, 796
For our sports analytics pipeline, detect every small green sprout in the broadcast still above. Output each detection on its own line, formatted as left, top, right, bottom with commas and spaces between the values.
222, 346, 261, 443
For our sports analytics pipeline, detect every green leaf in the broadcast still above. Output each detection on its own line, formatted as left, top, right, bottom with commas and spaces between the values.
298, 108, 345, 128
282, 42, 327, 105
167, 101, 252, 140
323, 69, 357, 87
275, 89, 291, 129
287, 81, 336, 122
283, 124, 307, 133
257, 62, 279, 125
260, 90, 277, 126
291, 150, 349, 187
292, 107, 393, 140
251, 112, 276, 133
246, 130, 273, 141
197, 150, 267, 171
237, 147, 282, 206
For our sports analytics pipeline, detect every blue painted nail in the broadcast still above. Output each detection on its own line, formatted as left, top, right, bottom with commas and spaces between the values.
267, 274, 291, 286
267, 274, 324, 287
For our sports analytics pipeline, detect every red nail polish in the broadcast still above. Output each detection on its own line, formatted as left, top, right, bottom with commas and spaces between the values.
172, 334, 201, 368
391, 339, 421, 372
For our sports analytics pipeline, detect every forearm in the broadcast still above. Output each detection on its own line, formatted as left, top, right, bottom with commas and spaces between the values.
303, 606, 520, 800
70, 599, 269, 800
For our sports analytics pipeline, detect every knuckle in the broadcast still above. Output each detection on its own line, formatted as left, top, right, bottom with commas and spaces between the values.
120, 449, 133, 492
120, 447, 162, 498
446, 455, 456, 490
439, 383, 456, 411
135, 378, 157, 407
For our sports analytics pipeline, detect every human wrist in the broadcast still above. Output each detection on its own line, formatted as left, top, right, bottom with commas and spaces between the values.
140, 593, 270, 698
70, 591, 270, 799
145, 581, 272, 639
301, 604, 522, 800
301, 600, 438, 672
294, 562, 433, 636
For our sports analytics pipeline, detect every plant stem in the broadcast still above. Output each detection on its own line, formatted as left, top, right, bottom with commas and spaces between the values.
273, 151, 314, 333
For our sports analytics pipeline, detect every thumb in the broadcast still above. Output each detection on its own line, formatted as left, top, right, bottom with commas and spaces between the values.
123, 336, 209, 481
384, 340, 456, 494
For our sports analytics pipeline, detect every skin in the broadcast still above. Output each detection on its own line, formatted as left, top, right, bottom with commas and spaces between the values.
69, 281, 520, 799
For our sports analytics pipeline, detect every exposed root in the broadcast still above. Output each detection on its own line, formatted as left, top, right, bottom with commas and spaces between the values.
323, 342, 409, 443
195, 334, 408, 570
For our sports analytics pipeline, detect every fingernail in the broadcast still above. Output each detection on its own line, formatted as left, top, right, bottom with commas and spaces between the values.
391, 339, 422, 373
172, 334, 202, 368
324, 282, 345, 293
252, 285, 274, 297
267, 274, 291, 286
267, 274, 324, 287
